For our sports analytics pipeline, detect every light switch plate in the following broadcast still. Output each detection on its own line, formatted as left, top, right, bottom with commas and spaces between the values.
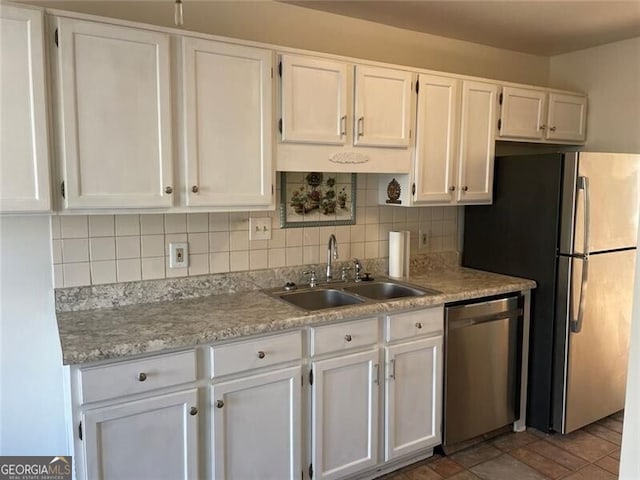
250, 217, 271, 241
169, 242, 189, 268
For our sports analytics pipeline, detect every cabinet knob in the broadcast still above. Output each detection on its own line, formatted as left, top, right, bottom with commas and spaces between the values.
550, 126, 557, 132
216, 400, 224, 408
165, 186, 173, 194
257, 351, 266, 359
462, 186, 469, 192
448, 186, 456, 192
344, 334, 352, 342
190, 407, 198, 416
540, 124, 547, 131
192, 185, 199, 193
415, 322, 423, 329
137, 372, 147, 382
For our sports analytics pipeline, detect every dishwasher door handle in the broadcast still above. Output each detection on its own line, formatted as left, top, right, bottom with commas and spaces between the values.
448, 308, 523, 330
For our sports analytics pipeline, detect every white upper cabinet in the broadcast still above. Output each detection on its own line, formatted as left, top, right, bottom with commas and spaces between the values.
0, 5, 51, 213
456, 81, 498, 204
181, 38, 273, 208
277, 54, 413, 173
413, 74, 458, 203
353, 66, 413, 148
546, 92, 587, 142
381, 78, 497, 206
498, 86, 546, 140
280, 55, 348, 145
55, 18, 173, 209
498, 86, 587, 144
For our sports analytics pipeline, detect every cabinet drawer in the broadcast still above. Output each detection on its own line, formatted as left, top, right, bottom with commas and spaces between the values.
79, 350, 197, 404
311, 317, 379, 356
385, 307, 443, 343
211, 331, 302, 378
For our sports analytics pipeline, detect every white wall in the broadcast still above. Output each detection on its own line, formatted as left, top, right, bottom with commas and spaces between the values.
550, 37, 640, 154
0, 216, 68, 455
24, 0, 549, 86
620, 220, 640, 478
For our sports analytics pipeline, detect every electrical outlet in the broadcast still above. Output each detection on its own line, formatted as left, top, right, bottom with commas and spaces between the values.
169, 242, 189, 268
250, 217, 271, 240
419, 231, 429, 249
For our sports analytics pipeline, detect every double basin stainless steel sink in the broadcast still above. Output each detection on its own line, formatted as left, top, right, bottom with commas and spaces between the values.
269, 279, 441, 311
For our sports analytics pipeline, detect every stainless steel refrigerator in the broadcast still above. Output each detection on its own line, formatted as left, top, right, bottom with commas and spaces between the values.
462, 152, 639, 434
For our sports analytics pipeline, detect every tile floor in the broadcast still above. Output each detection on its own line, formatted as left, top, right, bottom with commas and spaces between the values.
379, 411, 623, 480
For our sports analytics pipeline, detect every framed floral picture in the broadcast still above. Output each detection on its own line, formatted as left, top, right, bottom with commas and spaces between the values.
280, 172, 357, 228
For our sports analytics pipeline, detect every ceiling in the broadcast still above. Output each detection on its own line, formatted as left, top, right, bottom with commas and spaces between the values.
284, 1, 640, 56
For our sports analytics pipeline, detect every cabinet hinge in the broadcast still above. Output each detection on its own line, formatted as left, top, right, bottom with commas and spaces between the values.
272, 184, 275, 196
499, 92, 503, 105
278, 61, 282, 77
309, 369, 313, 386
309, 463, 313, 479
409, 128, 412, 139
271, 67, 273, 79
412, 183, 416, 196
78, 421, 83, 440
60, 181, 65, 199
54, 28, 59, 48
415, 80, 419, 94
497, 118, 502, 131
278, 118, 283, 134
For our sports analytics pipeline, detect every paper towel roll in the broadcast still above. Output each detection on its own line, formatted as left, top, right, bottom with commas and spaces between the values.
389, 230, 410, 278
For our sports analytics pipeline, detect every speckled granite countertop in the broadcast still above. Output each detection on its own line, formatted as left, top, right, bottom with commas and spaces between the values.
57, 265, 535, 365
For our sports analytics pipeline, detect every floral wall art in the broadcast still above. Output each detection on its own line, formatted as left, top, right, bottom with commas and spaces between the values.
280, 172, 356, 228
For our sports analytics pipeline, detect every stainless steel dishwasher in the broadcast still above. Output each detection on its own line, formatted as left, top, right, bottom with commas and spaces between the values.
443, 294, 524, 448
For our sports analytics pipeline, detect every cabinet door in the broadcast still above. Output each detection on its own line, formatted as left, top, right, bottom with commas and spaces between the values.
457, 81, 498, 204
354, 65, 413, 148
499, 86, 546, 140
211, 366, 301, 480
414, 74, 458, 203
311, 350, 379, 480
182, 39, 272, 207
385, 336, 442, 461
280, 55, 347, 145
56, 18, 173, 209
82, 389, 199, 480
546, 92, 587, 142
0, 5, 51, 212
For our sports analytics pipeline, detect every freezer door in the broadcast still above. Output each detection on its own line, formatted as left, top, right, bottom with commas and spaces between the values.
559, 249, 636, 433
574, 153, 640, 253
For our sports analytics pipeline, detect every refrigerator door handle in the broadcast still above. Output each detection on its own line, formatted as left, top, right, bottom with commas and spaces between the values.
571, 256, 589, 333
577, 176, 590, 255
571, 177, 590, 334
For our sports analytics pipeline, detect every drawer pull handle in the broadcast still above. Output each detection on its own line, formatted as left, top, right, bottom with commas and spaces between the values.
216, 400, 224, 408
415, 322, 423, 329
137, 372, 147, 382
257, 351, 266, 359
344, 334, 352, 342
190, 407, 198, 416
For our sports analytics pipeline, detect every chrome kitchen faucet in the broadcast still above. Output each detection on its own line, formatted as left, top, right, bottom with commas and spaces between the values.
326, 234, 338, 281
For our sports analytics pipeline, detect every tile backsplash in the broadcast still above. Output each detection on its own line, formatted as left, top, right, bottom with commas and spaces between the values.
51, 174, 460, 288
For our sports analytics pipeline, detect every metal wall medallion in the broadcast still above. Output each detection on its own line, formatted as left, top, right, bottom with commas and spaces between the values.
386, 178, 402, 204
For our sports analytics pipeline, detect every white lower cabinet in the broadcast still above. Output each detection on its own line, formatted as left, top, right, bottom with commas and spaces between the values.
211, 366, 302, 480
71, 308, 443, 480
384, 336, 442, 460
311, 349, 379, 479
82, 388, 199, 480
